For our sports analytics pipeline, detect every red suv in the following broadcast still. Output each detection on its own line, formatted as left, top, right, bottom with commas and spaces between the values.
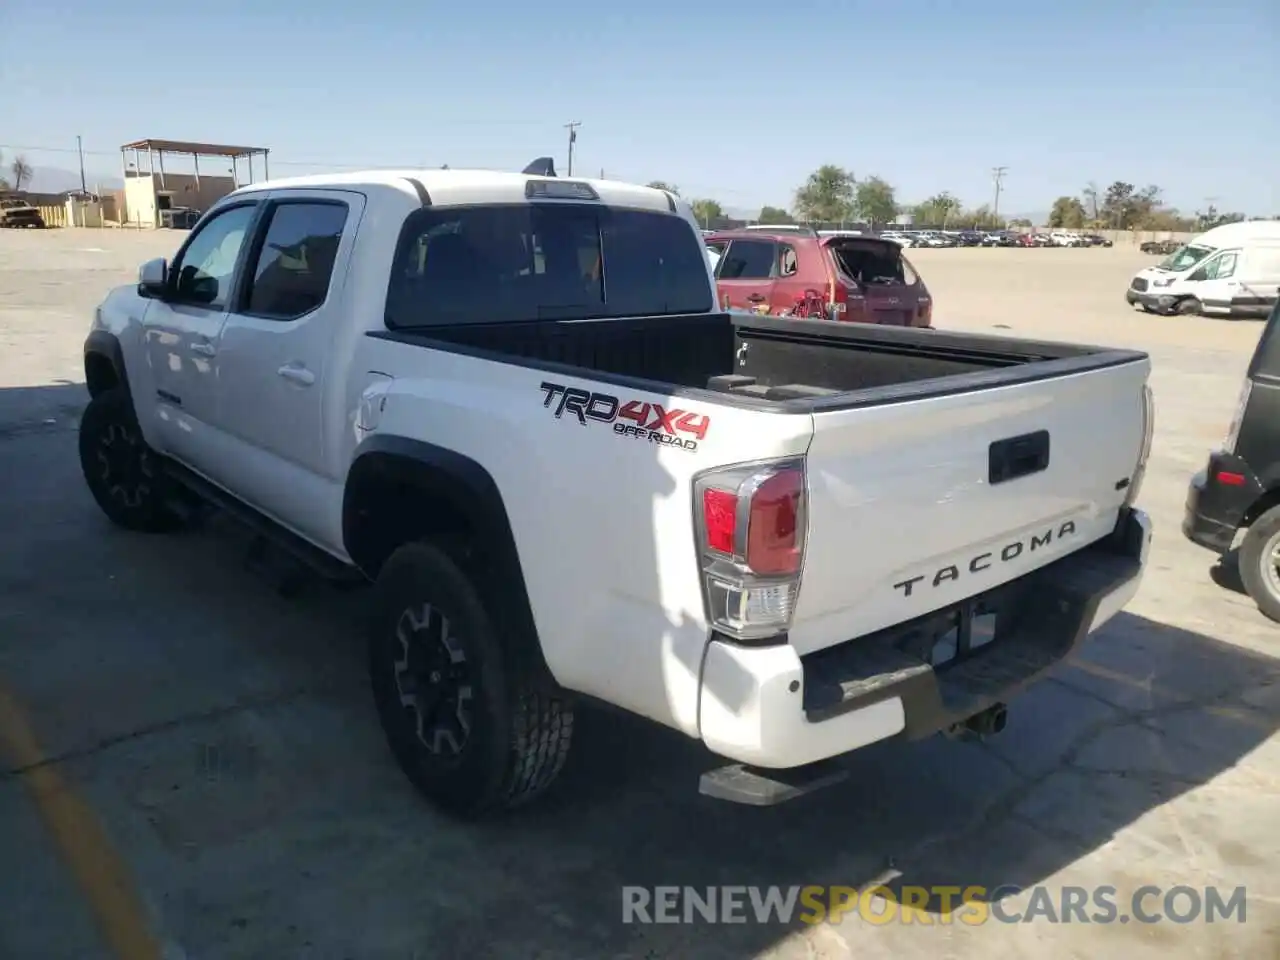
704, 226, 933, 326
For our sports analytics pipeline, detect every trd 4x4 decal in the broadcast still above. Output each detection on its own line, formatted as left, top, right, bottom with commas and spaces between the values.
539, 381, 710, 451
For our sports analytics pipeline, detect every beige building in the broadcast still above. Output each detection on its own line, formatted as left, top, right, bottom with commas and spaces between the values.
119, 139, 270, 227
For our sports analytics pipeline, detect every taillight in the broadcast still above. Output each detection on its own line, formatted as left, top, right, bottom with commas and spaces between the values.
1124, 384, 1155, 508
693, 458, 807, 641
1223, 379, 1252, 454
916, 296, 933, 327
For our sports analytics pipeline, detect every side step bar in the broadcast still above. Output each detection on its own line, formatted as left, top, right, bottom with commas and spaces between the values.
699, 760, 850, 806
162, 460, 364, 584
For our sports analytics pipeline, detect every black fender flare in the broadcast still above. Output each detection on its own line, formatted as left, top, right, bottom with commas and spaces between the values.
343, 435, 546, 664
84, 329, 131, 399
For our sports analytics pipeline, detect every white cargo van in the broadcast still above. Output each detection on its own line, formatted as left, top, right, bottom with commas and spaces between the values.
1126, 221, 1280, 318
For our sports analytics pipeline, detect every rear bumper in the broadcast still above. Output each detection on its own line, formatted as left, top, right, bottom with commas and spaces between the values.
697, 507, 1151, 769
1182, 451, 1261, 554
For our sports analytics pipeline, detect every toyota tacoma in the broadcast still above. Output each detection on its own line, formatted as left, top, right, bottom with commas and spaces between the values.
79, 159, 1154, 817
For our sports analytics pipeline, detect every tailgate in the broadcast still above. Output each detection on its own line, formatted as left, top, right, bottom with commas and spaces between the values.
788, 358, 1151, 655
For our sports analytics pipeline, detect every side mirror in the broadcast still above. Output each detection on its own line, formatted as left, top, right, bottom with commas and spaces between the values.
138, 258, 168, 298
1187, 269, 1207, 282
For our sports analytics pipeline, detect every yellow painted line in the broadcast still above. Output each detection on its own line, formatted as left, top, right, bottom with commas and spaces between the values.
1067, 659, 1274, 734
0, 682, 161, 960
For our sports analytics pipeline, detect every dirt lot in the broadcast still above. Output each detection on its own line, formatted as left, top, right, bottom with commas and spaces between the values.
0, 229, 1277, 960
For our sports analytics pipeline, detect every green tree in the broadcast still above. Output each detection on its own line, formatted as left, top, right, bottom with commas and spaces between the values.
853, 176, 897, 227
647, 181, 680, 196
1082, 182, 1100, 221
9, 155, 32, 191
1048, 196, 1088, 228
690, 198, 723, 227
1099, 181, 1164, 229
912, 192, 961, 227
956, 205, 1005, 230
1194, 206, 1246, 231
1007, 217, 1033, 228
757, 205, 794, 224
1139, 208, 1191, 231
794, 165, 855, 223
1100, 181, 1134, 227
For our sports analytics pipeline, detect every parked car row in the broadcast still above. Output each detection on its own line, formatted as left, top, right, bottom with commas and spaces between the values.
880, 229, 1112, 249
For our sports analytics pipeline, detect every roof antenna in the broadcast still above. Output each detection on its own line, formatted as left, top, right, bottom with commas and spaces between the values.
522, 157, 557, 177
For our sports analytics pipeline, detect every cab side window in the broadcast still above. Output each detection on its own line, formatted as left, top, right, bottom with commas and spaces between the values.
705, 241, 728, 276
1203, 252, 1239, 281
243, 202, 349, 319
778, 244, 799, 277
170, 204, 258, 308
718, 239, 776, 279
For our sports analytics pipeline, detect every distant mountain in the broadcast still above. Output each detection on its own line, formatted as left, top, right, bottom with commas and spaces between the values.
24, 166, 123, 194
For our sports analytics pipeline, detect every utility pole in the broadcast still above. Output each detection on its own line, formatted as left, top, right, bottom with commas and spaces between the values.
564, 121, 581, 176
991, 166, 1008, 220
77, 135, 87, 192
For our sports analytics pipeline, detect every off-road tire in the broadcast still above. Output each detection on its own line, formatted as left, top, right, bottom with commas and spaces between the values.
1238, 505, 1280, 623
369, 541, 573, 818
78, 388, 185, 533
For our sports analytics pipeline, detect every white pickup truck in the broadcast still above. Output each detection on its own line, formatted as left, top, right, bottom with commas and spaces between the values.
79, 159, 1154, 817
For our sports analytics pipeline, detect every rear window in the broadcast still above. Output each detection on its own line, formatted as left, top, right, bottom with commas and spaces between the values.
385, 203, 712, 328
828, 240, 904, 284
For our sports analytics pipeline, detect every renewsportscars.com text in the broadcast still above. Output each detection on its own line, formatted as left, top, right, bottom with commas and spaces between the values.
621, 884, 1248, 926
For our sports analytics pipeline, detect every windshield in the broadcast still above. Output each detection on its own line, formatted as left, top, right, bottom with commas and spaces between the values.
1159, 243, 1214, 272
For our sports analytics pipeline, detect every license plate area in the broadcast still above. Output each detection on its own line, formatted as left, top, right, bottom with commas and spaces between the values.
923, 601, 1000, 668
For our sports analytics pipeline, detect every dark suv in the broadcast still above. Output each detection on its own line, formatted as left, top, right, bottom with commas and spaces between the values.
1183, 300, 1280, 620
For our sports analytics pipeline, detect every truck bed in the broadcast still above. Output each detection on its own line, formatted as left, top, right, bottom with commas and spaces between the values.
371, 312, 1145, 412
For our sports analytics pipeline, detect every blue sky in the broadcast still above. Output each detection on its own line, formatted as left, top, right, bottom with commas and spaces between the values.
2, 0, 1276, 216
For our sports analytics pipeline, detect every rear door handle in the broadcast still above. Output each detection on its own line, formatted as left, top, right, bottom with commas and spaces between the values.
747, 294, 767, 303
189, 340, 216, 357
278, 363, 315, 387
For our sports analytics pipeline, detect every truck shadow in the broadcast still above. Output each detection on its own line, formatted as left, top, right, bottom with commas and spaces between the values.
2, 381, 1277, 958
476, 612, 1278, 956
